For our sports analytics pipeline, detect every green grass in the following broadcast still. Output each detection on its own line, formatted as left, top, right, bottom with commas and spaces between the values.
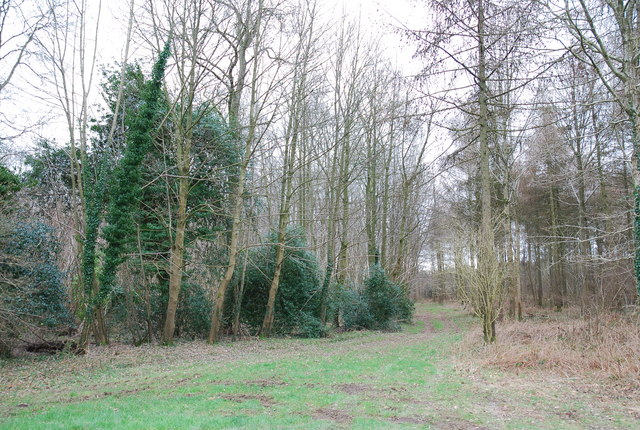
1, 303, 638, 429
431, 320, 444, 331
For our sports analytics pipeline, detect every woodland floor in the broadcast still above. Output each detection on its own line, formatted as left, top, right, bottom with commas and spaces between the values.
1, 303, 639, 429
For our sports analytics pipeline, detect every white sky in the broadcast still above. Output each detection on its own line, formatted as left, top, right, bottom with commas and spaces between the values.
1, 0, 427, 156
86, 0, 424, 76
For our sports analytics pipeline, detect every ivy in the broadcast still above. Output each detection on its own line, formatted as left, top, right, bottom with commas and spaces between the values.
0, 164, 20, 200
97, 41, 171, 307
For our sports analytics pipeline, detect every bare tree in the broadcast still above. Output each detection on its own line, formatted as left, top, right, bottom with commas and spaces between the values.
557, 0, 640, 297
209, 0, 279, 343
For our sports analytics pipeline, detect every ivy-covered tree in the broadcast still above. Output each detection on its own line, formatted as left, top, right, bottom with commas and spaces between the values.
80, 53, 240, 343
362, 264, 414, 330
77, 42, 171, 350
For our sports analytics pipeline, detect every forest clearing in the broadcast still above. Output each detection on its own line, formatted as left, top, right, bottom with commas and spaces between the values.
1, 302, 639, 429
3, 0, 640, 428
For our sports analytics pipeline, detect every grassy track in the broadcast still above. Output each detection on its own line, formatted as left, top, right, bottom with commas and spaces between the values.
1, 303, 638, 429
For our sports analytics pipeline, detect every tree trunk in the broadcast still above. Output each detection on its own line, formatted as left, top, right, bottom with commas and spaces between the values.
436, 241, 445, 303
208, 0, 263, 343
261, 139, 295, 336
380, 126, 394, 269
209, 158, 249, 343
536, 243, 543, 307
319, 141, 339, 324
260, 235, 286, 336
232, 250, 249, 338
477, 0, 498, 343
162, 167, 189, 343
337, 130, 351, 285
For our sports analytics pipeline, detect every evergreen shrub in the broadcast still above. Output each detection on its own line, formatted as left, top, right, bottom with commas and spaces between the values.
228, 226, 324, 337
363, 264, 414, 330
330, 284, 373, 330
0, 221, 71, 355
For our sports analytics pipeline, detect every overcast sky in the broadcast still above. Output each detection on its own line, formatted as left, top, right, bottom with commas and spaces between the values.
90, 0, 422, 71
2, 0, 427, 155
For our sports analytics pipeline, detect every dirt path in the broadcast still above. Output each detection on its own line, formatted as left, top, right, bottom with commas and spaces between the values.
2, 303, 639, 429
2, 304, 454, 392
0, 305, 432, 385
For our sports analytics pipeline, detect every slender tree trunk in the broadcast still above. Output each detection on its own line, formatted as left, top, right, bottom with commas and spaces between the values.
161, 1, 199, 342
232, 250, 249, 339
477, 0, 497, 343
592, 104, 610, 256
162, 161, 190, 343
393, 181, 410, 280
515, 223, 522, 320
209, 163, 248, 343
337, 130, 351, 285
365, 130, 378, 266
536, 243, 543, 307
380, 127, 393, 269
208, 0, 263, 343
436, 241, 445, 303
260, 235, 286, 336
526, 238, 535, 303
364, 80, 380, 267
261, 132, 296, 336
319, 145, 339, 324
261, 1, 315, 335
549, 181, 565, 310
570, 82, 592, 305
